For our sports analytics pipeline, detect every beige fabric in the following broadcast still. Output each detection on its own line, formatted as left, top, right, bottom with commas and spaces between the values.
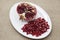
0, 0, 60, 40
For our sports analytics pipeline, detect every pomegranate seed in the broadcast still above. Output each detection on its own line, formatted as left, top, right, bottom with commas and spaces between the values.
22, 17, 49, 37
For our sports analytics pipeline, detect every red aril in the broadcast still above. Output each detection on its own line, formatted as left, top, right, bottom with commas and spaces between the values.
22, 17, 49, 37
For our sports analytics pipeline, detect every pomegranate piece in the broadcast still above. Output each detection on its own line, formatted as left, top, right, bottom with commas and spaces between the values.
22, 17, 49, 37
17, 3, 37, 21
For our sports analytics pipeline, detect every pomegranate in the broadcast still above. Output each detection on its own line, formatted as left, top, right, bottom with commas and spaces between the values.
22, 17, 49, 37
17, 3, 37, 21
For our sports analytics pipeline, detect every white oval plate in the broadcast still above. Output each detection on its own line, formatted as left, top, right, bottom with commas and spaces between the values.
9, 2, 52, 39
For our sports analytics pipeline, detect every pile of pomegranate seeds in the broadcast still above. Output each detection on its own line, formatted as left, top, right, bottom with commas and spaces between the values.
22, 17, 49, 37
17, 3, 37, 21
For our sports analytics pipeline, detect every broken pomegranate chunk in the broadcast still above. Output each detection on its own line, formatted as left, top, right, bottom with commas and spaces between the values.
17, 3, 37, 21
22, 17, 49, 37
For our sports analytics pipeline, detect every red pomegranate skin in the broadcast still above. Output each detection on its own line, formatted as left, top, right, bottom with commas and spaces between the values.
22, 17, 49, 37
17, 3, 37, 21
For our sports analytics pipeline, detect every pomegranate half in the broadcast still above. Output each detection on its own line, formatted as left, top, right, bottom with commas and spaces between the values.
17, 3, 37, 21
